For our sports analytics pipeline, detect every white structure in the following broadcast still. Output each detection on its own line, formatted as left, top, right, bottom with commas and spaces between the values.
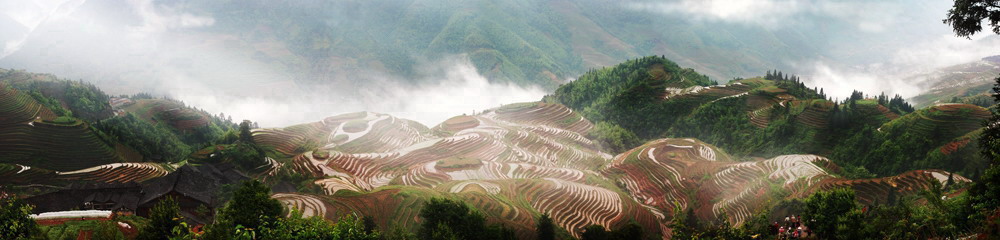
30, 210, 112, 220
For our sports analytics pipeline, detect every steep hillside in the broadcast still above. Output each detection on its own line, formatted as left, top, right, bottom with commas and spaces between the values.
116, 98, 238, 152
0, 70, 234, 181
0, 82, 137, 171
550, 56, 715, 139
864, 104, 993, 175
910, 56, 1000, 108
0, 162, 172, 185
554, 57, 988, 178
123, 99, 214, 132
0, 69, 113, 122
256, 102, 658, 238
603, 138, 968, 226
246, 101, 967, 238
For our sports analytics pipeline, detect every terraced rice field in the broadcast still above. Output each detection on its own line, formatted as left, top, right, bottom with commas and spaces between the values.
0, 121, 127, 171
745, 92, 793, 128
0, 161, 172, 185
259, 103, 670, 238
56, 163, 169, 183
123, 99, 211, 131
789, 100, 833, 129
800, 169, 971, 204
603, 138, 962, 227
880, 103, 991, 139
0, 86, 133, 171
0, 163, 57, 184
254, 112, 435, 156
662, 82, 755, 104
0, 83, 56, 126
255, 102, 969, 239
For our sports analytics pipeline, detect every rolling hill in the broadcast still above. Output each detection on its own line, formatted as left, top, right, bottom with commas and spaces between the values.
246, 103, 970, 238
1, 56, 993, 239
553, 56, 989, 178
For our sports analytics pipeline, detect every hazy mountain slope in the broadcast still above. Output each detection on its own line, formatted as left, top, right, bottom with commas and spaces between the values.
910, 56, 1000, 108
1, 0, 868, 94
185, 0, 582, 88
0, 69, 238, 170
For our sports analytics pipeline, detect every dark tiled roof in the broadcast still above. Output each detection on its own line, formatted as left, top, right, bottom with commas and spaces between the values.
27, 164, 248, 214
139, 164, 246, 207
27, 185, 143, 213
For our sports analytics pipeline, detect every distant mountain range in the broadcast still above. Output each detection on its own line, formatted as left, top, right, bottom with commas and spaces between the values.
0, 0, 964, 92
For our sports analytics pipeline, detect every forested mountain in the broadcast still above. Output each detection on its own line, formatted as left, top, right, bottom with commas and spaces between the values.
171, 0, 822, 87
552, 57, 990, 178
1, 0, 950, 92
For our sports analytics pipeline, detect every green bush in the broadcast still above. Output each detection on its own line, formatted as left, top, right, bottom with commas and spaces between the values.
0, 197, 40, 239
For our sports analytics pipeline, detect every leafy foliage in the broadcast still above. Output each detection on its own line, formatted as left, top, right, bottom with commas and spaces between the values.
137, 196, 181, 240
944, 0, 1000, 37
573, 222, 645, 240
94, 113, 191, 162
587, 122, 641, 153
259, 211, 380, 240
218, 180, 283, 231
537, 214, 555, 240
552, 56, 714, 151
27, 90, 71, 117
64, 82, 112, 121
0, 196, 40, 239
92, 219, 125, 240
967, 76, 1000, 237
417, 198, 516, 240
802, 188, 857, 238
0, 71, 113, 121
764, 70, 826, 100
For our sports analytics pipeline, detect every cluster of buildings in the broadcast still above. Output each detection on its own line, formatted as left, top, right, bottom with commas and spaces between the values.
27, 164, 246, 225
109, 97, 134, 116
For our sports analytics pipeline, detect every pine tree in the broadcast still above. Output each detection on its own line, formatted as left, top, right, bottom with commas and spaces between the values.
537, 214, 555, 240
218, 180, 283, 230
137, 196, 181, 240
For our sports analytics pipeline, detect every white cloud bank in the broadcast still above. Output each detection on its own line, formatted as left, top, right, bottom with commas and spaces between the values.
1, 1, 545, 128
801, 35, 1000, 100
631, 0, 1000, 99
167, 57, 546, 128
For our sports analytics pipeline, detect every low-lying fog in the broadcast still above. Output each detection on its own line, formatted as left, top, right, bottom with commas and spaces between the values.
2, 0, 998, 127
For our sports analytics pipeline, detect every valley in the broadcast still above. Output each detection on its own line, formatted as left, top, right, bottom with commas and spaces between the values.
1, 55, 993, 239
